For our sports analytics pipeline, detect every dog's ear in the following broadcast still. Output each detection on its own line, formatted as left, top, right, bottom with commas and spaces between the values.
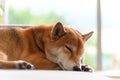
82, 31, 94, 41
51, 22, 66, 40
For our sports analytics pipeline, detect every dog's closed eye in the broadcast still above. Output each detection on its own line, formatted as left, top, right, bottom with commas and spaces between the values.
65, 45, 72, 53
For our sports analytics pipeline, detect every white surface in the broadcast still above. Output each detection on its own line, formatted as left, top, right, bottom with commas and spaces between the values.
96, 70, 120, 79
0, 70, 116, 80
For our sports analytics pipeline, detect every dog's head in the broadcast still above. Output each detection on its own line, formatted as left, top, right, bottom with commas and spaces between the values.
35, 22, 93, 71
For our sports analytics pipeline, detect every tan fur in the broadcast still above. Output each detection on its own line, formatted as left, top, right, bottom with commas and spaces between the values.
0, 22, 93, 70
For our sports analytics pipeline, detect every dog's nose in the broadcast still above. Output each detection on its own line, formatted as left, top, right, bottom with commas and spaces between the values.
73, 66, 81, 71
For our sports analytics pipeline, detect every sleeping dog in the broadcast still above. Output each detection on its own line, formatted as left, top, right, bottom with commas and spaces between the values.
0, 22, 93, 72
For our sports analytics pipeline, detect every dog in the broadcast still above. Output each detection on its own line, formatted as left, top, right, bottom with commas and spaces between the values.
0, 22, 93, 72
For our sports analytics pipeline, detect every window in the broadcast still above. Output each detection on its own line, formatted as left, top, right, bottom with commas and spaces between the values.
101, 0, 120, 70
2, 0, 98, 70
0, 0, 4, 23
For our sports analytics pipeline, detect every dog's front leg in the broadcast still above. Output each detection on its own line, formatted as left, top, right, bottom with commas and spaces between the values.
80, 64, 93, 72
0, 60, 34, 69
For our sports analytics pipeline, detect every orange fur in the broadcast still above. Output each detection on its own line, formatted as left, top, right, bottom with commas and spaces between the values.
0, 22, 93, 70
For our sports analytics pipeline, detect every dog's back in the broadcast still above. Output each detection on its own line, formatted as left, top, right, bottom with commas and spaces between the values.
0, 28, 23, 60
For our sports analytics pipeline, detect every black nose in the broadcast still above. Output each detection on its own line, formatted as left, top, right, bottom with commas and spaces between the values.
73, 66, 81, 71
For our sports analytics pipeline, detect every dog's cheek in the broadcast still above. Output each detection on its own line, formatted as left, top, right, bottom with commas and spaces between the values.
45, 48, 64, 63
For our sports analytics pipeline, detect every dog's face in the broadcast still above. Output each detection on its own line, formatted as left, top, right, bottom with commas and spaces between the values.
36, 22, 93, 70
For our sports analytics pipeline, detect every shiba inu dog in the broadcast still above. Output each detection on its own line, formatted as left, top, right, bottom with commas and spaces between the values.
0, 22, 93, 72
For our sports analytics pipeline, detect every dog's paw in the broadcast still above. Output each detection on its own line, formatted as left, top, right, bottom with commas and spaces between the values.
81, 64, 93, 72
15, 60, 34, 70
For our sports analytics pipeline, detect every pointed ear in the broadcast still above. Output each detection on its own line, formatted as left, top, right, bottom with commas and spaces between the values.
51, 22, 66, 40
82, 31, 94, 41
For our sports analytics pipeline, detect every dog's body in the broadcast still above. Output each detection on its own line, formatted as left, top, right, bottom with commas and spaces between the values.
0, 22, 93, 71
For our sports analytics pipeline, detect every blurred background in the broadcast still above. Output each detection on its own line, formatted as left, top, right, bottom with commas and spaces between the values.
0, 0, 120, 71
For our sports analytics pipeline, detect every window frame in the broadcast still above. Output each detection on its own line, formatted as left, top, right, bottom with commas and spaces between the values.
97, 0, 102, 70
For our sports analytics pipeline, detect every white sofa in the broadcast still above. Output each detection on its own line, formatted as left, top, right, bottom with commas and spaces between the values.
0, 70, 119, 80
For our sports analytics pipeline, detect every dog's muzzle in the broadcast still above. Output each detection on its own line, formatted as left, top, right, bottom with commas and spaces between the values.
73, 66, 81, 71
